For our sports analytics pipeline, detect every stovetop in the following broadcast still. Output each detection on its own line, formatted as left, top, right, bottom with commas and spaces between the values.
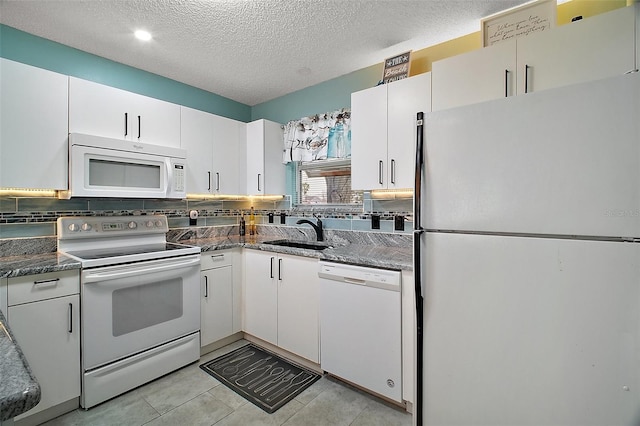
57, 215, 201, 268
64, 242, 196, 261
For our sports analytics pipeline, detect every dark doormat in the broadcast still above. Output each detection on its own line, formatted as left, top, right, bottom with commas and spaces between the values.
200, 343, 321, 414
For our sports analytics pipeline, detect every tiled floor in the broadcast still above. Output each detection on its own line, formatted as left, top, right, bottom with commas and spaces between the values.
42, 340, 413, 426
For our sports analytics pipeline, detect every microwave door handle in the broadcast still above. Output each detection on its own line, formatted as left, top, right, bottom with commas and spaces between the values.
165, 158, 173, 195
83, 256, 200, 284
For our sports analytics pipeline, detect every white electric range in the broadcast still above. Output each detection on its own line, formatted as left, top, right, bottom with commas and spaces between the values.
57, 215, 201, 409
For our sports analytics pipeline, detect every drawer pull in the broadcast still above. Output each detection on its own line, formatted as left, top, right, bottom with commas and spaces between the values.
33, 278, 60, 286
210, 254, 225, 260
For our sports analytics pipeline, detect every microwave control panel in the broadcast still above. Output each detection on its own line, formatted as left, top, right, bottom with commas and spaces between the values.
173, 164, 185, 192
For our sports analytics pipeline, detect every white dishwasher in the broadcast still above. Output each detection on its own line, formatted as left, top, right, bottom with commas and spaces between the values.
318, 261, 402, 403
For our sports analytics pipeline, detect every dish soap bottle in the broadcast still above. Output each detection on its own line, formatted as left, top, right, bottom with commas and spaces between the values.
249, 207, 256, 235
239, 213, 246, 236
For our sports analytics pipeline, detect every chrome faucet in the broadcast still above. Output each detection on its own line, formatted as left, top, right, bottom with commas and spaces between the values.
296, 216, 324, 241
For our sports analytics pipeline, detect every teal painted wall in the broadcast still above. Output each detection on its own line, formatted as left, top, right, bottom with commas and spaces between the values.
0, 24, 251, 122
251, 64, 383, 124
1, 23, 383, 126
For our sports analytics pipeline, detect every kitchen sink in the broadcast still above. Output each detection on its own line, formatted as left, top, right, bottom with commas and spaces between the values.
263, 239, 331, 251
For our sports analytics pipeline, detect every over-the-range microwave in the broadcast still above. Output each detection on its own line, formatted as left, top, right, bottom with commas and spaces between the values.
59, 133, 186, 199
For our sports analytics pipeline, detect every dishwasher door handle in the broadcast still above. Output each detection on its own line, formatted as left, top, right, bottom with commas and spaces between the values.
343, 277, 366, 285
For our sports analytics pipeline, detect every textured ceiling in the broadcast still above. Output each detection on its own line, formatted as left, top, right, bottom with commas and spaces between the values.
0, 0, 532, 106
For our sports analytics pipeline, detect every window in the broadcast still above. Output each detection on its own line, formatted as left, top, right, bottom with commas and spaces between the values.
296, 159, 362, 205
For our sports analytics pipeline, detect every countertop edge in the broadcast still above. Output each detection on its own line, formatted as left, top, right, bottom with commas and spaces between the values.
0, 253, 81, 279
190, 237, 413, 271
0, 311, 41, 421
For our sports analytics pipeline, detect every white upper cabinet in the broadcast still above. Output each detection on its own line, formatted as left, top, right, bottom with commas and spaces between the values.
432, 40, 516, 111
432, 5, 637, 111
180, 107, 244, 195
180, 107, 214, 194
351, 83, 387, 191
351, 73, 431, 190
212, 115, 244, 195
245, 119, 285, 195
69, 77, 181, 148
0, 59, 69, 190
387, 74, 432, 189
516, 5, 636, 95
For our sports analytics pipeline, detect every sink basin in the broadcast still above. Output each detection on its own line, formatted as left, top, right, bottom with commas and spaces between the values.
263, 239, 331, 251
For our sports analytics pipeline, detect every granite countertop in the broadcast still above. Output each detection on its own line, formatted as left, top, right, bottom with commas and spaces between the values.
184, 235, 413, 271
0, 252, 81, 279
0, 310, 41, 421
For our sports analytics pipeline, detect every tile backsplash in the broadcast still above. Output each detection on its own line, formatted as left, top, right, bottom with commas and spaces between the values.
0, 193, 412, 239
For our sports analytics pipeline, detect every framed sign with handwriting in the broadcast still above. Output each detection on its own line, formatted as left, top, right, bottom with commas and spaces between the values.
481, 0, 556, 47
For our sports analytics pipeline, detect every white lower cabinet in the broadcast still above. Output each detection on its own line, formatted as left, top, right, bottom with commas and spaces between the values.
200, 249, 242, 347
243, 250, 319, 363
6, 270, 80, 423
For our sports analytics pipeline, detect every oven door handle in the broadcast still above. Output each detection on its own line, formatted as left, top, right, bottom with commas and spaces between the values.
83, 256, 200, 284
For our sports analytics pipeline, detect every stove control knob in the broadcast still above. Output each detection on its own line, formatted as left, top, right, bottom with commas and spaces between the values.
68, 223, 80, 232
155, 220, 163, 228
146, 221, 154, 228
128, 221, 137, 229
81, 223, 92, 231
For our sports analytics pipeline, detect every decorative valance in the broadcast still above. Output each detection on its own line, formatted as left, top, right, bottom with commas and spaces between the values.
282, 108, 351, 164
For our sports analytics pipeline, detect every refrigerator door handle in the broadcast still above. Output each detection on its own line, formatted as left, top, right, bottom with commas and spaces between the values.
414, 111, 425, 426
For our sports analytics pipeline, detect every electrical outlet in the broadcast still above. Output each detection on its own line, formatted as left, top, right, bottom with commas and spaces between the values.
371, 214, 380, 230
394, 215, 405, 231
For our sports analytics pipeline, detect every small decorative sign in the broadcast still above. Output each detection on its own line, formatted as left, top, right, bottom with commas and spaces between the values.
382, 51, 411, 84
481, 0, 556, 47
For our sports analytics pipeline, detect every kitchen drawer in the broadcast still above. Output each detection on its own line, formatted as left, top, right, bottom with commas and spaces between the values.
8, 270, 79, 306
201, 251, 232, 270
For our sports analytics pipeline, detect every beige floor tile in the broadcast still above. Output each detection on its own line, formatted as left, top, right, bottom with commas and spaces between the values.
350, 398, 413, 426
42, 391, 159, 426
282, 378, 370, 426
137, 363, 221, 414
142, 392, 233, 426
213, 399, 303, 426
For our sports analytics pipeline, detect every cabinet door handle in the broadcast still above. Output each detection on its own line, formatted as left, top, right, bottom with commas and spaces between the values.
124, 113, 128, 137
207, 171, 211, 191
524, 64, 530, 94
378, 161, 384, 185
278, 258, 282, 281
33, 278, 59, 286
257, 174, 262, 192
270, 256, 274, 279
390, 159, 396, 184
216, 172, 220, 191
68, 303, 73, 333
138, 115, 141, 139
204, 275, 209, 298
504, 69, 509, 97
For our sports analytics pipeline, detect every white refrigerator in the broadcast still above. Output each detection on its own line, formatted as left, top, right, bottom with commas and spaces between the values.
414, 73, 640, 425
